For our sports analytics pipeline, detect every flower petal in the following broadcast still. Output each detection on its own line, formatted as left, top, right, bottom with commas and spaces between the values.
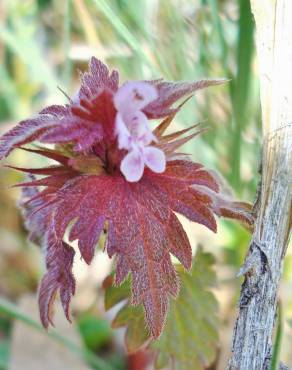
139, 130, 157, 146
120, 150, 144, 182
115, 112, 131, 149
123, 111, 149, 138
114, 81, 158, 114
143, 146, 166, 173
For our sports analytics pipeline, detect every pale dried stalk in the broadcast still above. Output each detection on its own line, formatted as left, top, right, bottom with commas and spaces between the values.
227, 1, 292, 369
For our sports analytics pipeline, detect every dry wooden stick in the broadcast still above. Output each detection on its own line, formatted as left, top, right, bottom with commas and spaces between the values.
227, 1, 292, 369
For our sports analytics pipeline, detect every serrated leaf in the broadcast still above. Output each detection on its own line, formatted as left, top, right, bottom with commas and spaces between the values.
145, 79, 228, 118
104, 247, 219, 370
0, 114, 60, 159
34, 159, 219, 338
153, 247, 219, 370
38, 222, 76, 328
104, 276, 149, 353
113, 305, 150, 353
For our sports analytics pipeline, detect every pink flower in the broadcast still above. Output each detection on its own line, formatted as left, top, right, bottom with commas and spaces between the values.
114, 81, 166, 182
120, 145, 166, 182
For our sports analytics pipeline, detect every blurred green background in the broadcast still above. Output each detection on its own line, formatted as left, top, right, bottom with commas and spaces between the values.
0, 0, 291, 369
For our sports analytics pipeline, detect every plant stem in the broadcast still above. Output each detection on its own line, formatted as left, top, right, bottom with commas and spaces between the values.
227, 1, 292, 369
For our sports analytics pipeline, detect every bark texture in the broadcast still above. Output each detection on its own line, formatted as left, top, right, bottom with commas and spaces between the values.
227, 1, 292, 369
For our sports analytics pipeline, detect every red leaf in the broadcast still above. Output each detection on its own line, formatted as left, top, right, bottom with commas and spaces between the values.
19, 147, 70, 166
39, 104, 69, 116
143, 161, 219, 232
0, 114, 60, 159
18, 172, 75, 245
6, 164, 68, 176
50, 175, 179, 337
38, 159, 220, 337
18, 175, 47, 244
15, 171, 77, 189
200, 187, 254, 228
38, 222, 76, 328
69, 215, 106, 264
41, 90, 116, 150
79, 57, 119, 100
144, 79, 227, 119
40, 113, 103, 152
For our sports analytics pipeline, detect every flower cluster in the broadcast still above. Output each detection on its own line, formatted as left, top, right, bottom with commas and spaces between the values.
0, 58, 253, 338
114, 81, 165, 182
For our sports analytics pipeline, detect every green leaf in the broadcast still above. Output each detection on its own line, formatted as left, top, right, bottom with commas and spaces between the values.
113, 304, 149, 353
104, 275, 149, 353
78, 315, 111, 351
104, 247, 219, 369
153, 247, 219, 370
103, 274, 131, 311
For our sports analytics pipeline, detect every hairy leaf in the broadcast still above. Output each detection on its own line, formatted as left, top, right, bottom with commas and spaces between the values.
103, 275, 149, 353
145, 79, 227, 118
0, 114, 60, 159
41, 89, 116, 150
18, 174, 52, 245
196, 185, 254, 230
20, 159, 219, 337
104, 248, 219, 370
153, 247, 219, 370
38, 221, 76, 328
14, 156, 249, 337
78, 56, 119, 99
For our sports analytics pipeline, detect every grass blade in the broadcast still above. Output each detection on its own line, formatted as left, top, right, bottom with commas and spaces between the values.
63, 0, 72, 88
230, 0, 254, 191
0, 297, 114, 370
92, 0, 160, 75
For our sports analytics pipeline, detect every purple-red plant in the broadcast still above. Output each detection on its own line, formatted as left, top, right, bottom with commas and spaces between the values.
0, 58, 253, 338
